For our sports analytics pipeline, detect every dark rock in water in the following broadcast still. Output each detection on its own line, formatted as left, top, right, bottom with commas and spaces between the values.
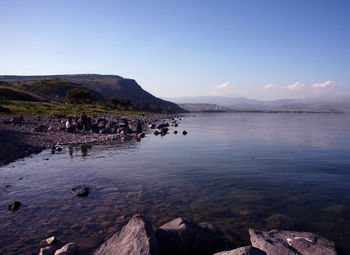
137, 133, 145, 139
39, 236, 64, 252
171, 122, 178, 127
182, 130, 188, 135
157, 123, 169, 129
148, 123, 156, 129
160, 127, 168, 135
154, 130, 160, 136
71, 185, 89, 197
39, 246, 54, 255
249, 229, 336, 255
40, 236, 57, 247
54, 242, 78, 255
214, 246, 266, 255
94, 217, 159, 255
130, 121, 143, 133
8, 201, 22, 211
155, 217, 224, 255
174, 131, 178, 134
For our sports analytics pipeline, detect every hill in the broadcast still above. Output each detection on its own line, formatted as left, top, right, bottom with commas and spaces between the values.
1, 79, 105, 103
169, 96, 350, 113
0, 74, 186, 113
179, 103, 229, 112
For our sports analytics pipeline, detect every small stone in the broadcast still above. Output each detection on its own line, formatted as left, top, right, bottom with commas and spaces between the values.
71, 185, 89, 197
8, 201, 22, 211
182, 131, 188, 135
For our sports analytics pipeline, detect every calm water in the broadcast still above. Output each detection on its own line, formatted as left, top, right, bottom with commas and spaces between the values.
1, 113, 350, 254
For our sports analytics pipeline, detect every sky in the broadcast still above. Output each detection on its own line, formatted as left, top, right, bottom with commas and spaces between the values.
1, 0, 349, 100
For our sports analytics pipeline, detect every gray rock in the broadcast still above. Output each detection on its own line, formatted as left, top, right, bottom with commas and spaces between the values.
215, 246, 266, 255
54, 243, 78, 255
70, 185, 89, 197
94, 217, 159, 255
249, 229, 337, 255
155, 217, 224, 255
39, 246, 54, 255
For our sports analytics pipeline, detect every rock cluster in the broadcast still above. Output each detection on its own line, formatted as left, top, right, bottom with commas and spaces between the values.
38, 236, 78, 255
92, 217, 337, 255
0, 114, 184, 166
94, 217, 225, 255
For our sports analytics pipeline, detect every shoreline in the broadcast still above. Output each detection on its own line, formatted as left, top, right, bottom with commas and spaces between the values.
0, 113, 178, 167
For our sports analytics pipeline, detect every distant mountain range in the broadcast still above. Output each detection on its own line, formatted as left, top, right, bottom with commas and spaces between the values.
168, 96, 350, 113
0, 74, 186, 113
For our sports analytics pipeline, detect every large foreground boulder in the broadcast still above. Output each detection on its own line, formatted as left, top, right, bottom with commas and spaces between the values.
249, 229, 337, 255
155, 217, 224, 255
94, 217, 159, 255
215, 246, 266, 255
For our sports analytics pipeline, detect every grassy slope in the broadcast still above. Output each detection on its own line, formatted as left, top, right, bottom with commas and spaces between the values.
1, 100, 141, 115
3, 78, 106, 103
0, 74, 186, 113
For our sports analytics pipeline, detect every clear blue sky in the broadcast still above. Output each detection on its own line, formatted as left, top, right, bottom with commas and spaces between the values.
1, 0, 349, 99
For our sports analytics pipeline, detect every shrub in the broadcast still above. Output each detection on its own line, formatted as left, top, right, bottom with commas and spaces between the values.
66, 88, 94, 104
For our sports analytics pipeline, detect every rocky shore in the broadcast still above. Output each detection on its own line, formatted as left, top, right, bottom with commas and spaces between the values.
37, 216, 337, 255
0, 113, 181, 167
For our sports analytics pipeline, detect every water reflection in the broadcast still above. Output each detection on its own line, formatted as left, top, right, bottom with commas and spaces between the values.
81, 145, 92, 157
1, 113, 350, 254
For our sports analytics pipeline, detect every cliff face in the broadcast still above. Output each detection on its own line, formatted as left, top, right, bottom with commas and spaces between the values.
0, 74, 187, 113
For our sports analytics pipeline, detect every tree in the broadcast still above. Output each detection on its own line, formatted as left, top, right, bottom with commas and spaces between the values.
66, 88, 94, 104
107, 96, 120, 109
119, 98, 132, 109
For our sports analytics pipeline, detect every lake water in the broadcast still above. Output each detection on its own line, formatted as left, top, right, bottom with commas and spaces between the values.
1, 113, 350, 254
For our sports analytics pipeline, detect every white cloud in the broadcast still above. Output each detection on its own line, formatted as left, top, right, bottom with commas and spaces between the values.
285, 82, 305, 91
209, 80, 339, 100
312, 80, 336, 89
213, 82, 232, 90
263, 83, 277, 89
211, 82, 236, 96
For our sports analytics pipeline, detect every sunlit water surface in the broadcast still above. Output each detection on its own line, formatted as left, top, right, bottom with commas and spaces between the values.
1, 113, 350, 254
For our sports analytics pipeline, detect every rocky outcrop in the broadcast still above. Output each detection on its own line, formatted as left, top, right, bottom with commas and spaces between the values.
155, 217, 224, 255
214, 246, 266, 255
70, 185, 89, 197
94, 217, 159, 255
249, 229, 337, 255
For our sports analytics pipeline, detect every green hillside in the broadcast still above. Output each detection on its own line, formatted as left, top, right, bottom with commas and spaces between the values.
1, 78, 105, 103
0, 74, 186, 113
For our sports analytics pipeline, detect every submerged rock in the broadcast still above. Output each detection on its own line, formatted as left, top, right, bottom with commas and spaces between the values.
94, 217, 159, 255
70, 185, 89, 197
8, 201, 22, 211
39, 246, 54, 255
155, 217, 224, 255
249, 229, 337, 255
182, 130, 188, 135
214, 246, 266, 255
54, 242, 78, 255
137, 133, 145, 139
